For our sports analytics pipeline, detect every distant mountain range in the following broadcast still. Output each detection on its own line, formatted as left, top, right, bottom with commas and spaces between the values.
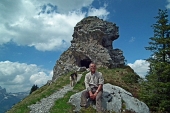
0, 86, 29, 113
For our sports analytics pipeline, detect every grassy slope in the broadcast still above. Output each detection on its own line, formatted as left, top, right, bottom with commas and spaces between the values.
6, 66, 140, 113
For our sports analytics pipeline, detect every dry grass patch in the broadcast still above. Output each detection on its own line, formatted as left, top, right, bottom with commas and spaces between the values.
98, 66, 140, 98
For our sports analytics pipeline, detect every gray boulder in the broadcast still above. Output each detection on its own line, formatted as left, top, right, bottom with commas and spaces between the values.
68, 83, 149, 113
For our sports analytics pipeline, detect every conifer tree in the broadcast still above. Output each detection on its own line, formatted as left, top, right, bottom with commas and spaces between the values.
140, 9, 170, 112
29, 84, 39, 94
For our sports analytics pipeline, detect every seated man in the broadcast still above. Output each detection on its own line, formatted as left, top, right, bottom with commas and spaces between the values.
80, 62, 104, 113
70, 71, 77, 87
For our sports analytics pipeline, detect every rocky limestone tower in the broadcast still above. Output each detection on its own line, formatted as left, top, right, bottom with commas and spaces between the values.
53, 16, 125, 81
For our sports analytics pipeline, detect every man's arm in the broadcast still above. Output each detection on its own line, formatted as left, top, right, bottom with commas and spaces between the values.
85, 74, 95, 99
92, 84, 103, 99
96, 84, 103, 93
94, 72, 104, 96
85, 74, 91, 91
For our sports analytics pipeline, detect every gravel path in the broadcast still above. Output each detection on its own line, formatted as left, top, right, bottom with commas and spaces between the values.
28, 74, 82, 113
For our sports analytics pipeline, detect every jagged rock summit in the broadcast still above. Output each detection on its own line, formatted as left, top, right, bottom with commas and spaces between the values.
53, 16, 125, 81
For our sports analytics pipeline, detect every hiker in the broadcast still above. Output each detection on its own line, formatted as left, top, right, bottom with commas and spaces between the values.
70, 71, 77, 87
80, 62, 104, 112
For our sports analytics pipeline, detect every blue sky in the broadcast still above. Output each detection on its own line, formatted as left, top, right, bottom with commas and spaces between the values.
0, 0, 169, 93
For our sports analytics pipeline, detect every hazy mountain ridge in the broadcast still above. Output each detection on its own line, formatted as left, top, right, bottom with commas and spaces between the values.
0, 86, 29, 113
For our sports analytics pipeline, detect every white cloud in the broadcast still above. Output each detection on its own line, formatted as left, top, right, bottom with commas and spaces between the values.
38, 0, 94, 13
0, 61, 52, 93
12, 75, 25, 84
88, 6, 110, 20
127, 59, 150, 78
27, 11, 86, 51
30, 72, 52, 85
166, 0, 170, 9
0, 0, 109, 51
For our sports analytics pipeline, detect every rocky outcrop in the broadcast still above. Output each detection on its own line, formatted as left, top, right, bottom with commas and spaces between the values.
69, 83, 149, 113
53, 16, 125, 81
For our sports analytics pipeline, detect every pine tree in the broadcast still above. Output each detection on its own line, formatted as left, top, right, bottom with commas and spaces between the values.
140, 9, 170, 112
29, 84, 39, 94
